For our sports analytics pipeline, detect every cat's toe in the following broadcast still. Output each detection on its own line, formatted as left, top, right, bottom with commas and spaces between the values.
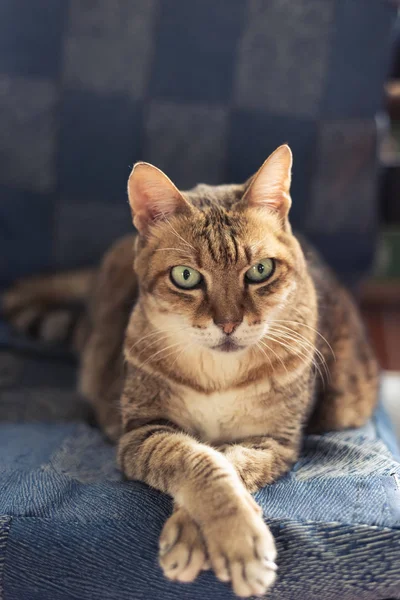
234, 557, 277, 597
204, 501, 277, 597
159, 508, 207, 583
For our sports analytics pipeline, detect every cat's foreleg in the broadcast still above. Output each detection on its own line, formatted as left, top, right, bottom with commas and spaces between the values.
218, 435, 300, 493
118, 421, 277, 597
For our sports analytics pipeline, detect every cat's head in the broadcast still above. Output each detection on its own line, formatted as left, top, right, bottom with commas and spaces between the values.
128, 145, 310, 355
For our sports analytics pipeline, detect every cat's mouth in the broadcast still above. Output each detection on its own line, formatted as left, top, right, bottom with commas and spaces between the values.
213, 339, 244, 353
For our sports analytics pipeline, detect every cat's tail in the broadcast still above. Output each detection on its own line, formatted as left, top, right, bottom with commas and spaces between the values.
1, 268, 96, 347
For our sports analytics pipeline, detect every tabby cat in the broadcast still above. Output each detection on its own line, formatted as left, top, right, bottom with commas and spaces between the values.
3, 145, 378, 597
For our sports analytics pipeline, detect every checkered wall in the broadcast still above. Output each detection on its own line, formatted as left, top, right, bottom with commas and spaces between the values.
0, 0, 397, 285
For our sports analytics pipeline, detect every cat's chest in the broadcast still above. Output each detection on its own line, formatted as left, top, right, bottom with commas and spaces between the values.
168, 381, 273, 444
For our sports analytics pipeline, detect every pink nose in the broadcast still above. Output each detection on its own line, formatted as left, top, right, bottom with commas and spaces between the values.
216, 321, 241, 335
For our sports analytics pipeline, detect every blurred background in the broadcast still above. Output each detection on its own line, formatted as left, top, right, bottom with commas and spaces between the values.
0, 1, 399, 432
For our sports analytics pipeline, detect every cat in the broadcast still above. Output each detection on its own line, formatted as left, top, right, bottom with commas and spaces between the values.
2, 145, 378, 597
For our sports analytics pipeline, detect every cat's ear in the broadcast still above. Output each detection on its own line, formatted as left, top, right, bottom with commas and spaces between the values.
241, 145, 293, 219
127, 162, 191, 234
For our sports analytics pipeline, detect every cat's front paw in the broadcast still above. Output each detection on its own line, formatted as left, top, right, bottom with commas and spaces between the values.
203, 503, 277, 597
159, 507, 209, 583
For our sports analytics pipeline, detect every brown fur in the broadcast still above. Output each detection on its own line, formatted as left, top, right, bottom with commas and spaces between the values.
2, 146, 378, 597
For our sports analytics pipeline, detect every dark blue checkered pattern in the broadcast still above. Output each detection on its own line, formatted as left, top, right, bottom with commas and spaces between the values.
0, 0, 397, 285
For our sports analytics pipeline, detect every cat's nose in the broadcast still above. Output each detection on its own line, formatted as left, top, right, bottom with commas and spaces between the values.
215, 320, 241, 335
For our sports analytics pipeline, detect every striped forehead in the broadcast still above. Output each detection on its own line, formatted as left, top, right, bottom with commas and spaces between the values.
199, 207, 241, 266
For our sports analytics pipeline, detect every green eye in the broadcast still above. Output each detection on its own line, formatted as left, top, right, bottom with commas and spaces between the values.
170, 265, 202, 289
245, 258, 275, 283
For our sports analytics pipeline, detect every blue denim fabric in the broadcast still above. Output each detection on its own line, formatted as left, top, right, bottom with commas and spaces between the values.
0, 352, 399, 599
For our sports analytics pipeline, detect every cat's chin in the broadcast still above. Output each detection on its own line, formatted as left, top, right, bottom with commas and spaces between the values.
212, 339, 245, 353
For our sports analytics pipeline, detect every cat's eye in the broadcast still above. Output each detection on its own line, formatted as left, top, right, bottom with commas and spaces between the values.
245, 258, 275, 284
170, 265, 202, 289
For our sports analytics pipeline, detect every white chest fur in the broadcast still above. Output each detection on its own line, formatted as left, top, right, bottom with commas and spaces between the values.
168, 380, 274, 444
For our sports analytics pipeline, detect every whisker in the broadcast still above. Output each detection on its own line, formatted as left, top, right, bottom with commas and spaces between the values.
139, 341, 184, 369
170, 341, 196, 369
269, 324, 325, 359
259, 339, 288, 376
153, 247, 193, 259
266, 335, 321, 385
164, 217, 195, 251
269, 320, 333, 381
139, 332, 179, 354
155, 343, 190, 366
266, 333, 310, 361
255, 341, 274, 373
268, 325, 330, 383
269, 325, 323, 362
128, 326, 191, 353
267, 330, 328, 387
128, 330, 167, 353
139, 326, 194, 357
268, 328, 315, 359
273, 318, 335, 361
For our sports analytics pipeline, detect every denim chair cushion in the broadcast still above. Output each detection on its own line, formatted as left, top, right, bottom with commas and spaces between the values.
0, 0, 397, 288
0, 351, 399, 600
